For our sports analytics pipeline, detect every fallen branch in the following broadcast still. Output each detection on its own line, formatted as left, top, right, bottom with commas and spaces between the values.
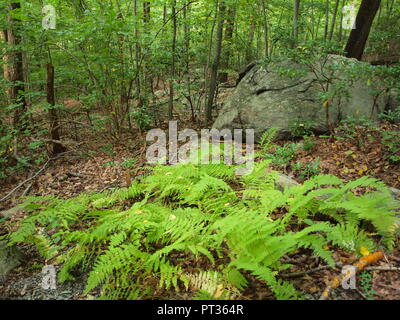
31, 138, 79, 146
22, 183, 33, 197
355, 288, 368, 300
319, 251, 384, 300
281, 265, 333, 279
0, 151, 75, 203
0, 160, 51, 203
67, 171, 86, 178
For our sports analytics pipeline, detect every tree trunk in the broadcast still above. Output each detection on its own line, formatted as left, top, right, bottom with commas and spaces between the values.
324, 0, 329, 41
339, 0, 346, 42
218, 6, 236, 83
168, 0, 177, 120
7, 2, 27, 127
143, 2, 151, 23
47, 63, 66, 155
0, 30, 10, 101
345, 0, 381, 60
293, 0, 300, 47
206, 1, 226, 124
163, 5, 167, 24
260, 0, 269, 57
245, 22, 256, 63
329, 0, 340, 40
134, 0, 142, 108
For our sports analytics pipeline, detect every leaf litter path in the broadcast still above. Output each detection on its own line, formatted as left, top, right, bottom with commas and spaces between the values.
0, 127, 399, 300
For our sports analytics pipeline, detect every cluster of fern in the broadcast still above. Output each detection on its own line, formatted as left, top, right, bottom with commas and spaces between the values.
4, 160, 399, 300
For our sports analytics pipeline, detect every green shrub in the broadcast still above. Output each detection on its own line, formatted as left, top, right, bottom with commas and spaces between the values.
5, 162, 399, 300
381, 131, 400, 164
293, 158, 321, 180
288, 121, 314, 139
265, 143, 298, 167
380, 106, 400, 123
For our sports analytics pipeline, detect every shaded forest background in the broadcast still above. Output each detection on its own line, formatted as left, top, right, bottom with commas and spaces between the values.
0, 0, 399, 181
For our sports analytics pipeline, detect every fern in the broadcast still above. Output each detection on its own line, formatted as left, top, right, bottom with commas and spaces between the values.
5, 162, 399, 300
257, 127, 280, 156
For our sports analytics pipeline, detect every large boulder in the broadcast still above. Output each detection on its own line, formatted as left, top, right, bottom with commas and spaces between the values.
213, 55, 396, 141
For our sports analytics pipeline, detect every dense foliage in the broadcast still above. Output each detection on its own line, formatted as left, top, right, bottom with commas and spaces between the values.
0, 0, 399, 178
4, 161, 398, 299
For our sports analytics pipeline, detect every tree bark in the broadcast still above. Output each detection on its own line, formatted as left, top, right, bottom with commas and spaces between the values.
143, 2, 151, 23
168, 0, 177, 120
206, 1, 226, 124
339, 0, 346, 42
260, 0, 269, 57
0, 30, 10, 101
245, 22, 255, 63
218, 6, 236, 83
329, 0, 340, 40
7, 2, 27, 127
293, 0, 300, 47
324, 0, 329, 41
345, 0, 381, 60
47, 63, 66, 155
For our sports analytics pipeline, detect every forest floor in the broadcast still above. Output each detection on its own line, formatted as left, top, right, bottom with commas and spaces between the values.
1, 93, 400, 300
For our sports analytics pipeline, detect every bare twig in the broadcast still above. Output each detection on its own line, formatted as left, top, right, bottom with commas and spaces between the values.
355, 288, 368, 300
67, 171, 86, 179
0, 151, 75, 203
281, 265, 333, 279
22, 183, 33, 197
0, 160, 51, 203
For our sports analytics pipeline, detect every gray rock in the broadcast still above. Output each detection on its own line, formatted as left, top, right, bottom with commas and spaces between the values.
213, 55, 395, 141
0, 240, 24, 282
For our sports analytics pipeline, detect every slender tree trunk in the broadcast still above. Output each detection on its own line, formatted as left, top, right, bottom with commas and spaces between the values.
168, 0, 177, 120
345, 0, 382, 60
388, 0, 396, 18
329, 0, 340, 40
324, 0, 329, 41
293, 0, 300, 47
183, 2, 190, 76
204, 3, 218, 111
218, 6, 236, 83
163, 5, 167, 24
134, 0, 142, 108
310, 0, 315, 40
0, 30, 10, 101
245, 22, 256, 63
206, 1, 226, 124
260, 0, 269, 57
143, 2, 151, 23
183, 2, 195, 122
339, 0, 346, 42
47, 63, 66, 155
7, 2, 26, 127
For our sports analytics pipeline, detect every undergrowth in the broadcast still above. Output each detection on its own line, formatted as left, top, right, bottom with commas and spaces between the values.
3, 161, 399, 300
